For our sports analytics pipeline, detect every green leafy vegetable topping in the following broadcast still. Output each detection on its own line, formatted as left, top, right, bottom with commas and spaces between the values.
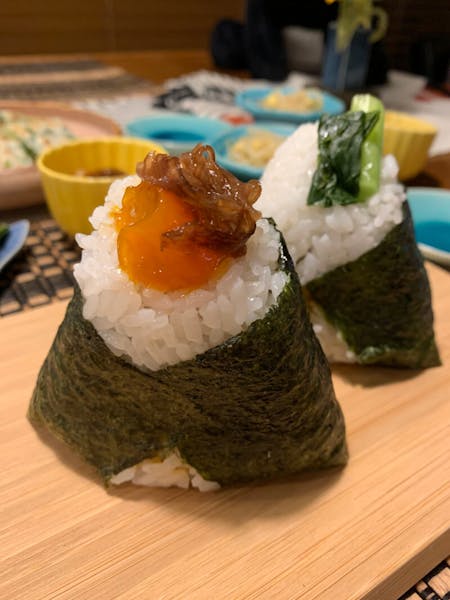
352, 94, 385, 201
307, 110, 379, 207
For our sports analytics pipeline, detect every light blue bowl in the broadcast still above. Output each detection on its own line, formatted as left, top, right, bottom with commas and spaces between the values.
0, 219, 30, 272
210, 123, 297, 181
235, 87, 345, 124
125, 114, 232, 155
407, 187, 450, 267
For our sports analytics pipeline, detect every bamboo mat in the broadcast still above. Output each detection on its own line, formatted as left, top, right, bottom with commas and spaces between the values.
399, 558, 450, 600
0, 217, 78, 317
0, 56, 152, 101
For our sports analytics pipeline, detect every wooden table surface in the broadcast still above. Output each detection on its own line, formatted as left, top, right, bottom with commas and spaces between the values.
1, 50, 449, 599
0, 263, 449, 600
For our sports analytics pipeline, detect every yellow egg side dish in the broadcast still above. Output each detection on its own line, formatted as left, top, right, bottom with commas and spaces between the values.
384, 110, 437, 134
261, 88, 323, 113
383, 110, 437, 180
0, 109, 74, 169
228, 129, 285, 167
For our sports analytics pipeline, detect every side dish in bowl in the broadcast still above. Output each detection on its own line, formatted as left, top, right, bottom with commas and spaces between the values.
0, 109, 74, 169
407, 187, 450, 267
236, 87, 345, 124
211, 123, 297, 180
0, 101, 121, 210
37, 137, 166, 236
383, 110, 437, 180
126, 114, 231, 156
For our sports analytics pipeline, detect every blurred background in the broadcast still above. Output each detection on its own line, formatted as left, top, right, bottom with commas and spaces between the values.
0, 1, 244, 55
0, 0, 448, 85
1, 0, 450, 314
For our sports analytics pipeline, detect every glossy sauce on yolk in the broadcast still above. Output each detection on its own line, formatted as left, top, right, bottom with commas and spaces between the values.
114, 182, 227, 292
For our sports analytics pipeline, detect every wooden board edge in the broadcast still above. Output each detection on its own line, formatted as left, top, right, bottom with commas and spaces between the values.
364, 530, 450, 600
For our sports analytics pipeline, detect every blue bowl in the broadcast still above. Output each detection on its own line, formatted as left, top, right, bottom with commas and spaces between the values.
210, 123, 297, 181
0, 219, 30, 272
235, 87, 345, 124
125, 114, 232, 155
407, 187, 450, 267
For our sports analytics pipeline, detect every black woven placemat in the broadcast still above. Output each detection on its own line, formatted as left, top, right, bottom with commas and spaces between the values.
0, 57, 152, 101
400, 557, 450, 600
0, 218, 79, 317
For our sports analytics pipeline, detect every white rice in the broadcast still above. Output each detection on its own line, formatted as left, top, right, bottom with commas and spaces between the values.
74, 175, 288, 490
257, 122, 406, 361
110, 451, 220, 492
74, 176, 287, 372
310, 303, 356, 363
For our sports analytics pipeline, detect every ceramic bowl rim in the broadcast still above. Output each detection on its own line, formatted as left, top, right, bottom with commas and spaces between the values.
36, 137, 166, 184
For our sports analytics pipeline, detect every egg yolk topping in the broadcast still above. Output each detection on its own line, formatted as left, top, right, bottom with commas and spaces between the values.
114, 181, 227, 292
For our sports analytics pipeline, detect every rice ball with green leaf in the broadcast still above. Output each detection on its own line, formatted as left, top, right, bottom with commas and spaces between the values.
257, 95, 440, 369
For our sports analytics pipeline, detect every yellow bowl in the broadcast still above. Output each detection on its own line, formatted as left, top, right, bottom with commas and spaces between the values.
383, 111, 437, 181
37, 137, 166, 236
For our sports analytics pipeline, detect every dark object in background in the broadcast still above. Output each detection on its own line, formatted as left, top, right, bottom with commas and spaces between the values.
211, 0, 337, 81
410, 36, 450, 87
211, 0, 386, 85
367, 40, 389, 86
211, 19, 248, 70
243, 0, 289, 80
153, 85, 199, 110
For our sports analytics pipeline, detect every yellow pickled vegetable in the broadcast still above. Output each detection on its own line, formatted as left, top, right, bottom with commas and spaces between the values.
261, 89, 323, 113
228, 129, 285, 168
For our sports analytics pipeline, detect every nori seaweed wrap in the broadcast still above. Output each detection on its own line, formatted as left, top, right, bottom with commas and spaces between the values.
29, 146, 347, 490
306, 203, 440, 368
257, 98, 440, 370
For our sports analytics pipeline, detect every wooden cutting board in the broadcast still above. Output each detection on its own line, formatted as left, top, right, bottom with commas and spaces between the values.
1, 263, 449, 600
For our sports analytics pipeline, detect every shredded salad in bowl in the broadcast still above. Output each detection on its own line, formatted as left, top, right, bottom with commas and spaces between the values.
0, 109, 74, 170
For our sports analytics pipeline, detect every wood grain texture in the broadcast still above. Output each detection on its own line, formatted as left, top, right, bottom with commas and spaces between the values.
0, 50, 249, 86
0, 0, 245, 55
94, 50, 217, 84
1, 263, 449, 600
